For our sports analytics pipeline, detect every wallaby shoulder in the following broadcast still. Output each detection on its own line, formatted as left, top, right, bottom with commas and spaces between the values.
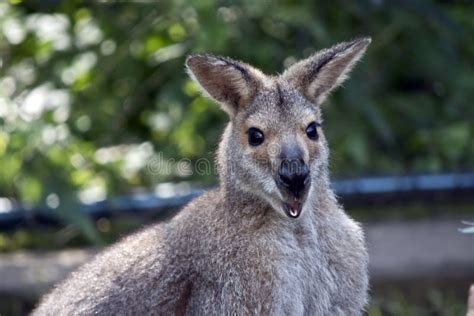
32, 189, 222, 315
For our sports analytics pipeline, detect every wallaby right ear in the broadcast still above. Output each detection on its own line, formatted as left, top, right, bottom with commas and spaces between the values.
283, 37, 371, 105
186, 54, 265, 116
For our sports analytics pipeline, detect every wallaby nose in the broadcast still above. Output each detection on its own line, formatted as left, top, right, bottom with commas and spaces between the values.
278, 159, 310, 198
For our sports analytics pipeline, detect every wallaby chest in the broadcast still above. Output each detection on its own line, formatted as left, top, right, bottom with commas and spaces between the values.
191, 218, 347, 314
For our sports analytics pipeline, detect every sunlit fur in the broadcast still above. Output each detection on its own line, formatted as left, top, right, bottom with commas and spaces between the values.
33, 37, 371, 315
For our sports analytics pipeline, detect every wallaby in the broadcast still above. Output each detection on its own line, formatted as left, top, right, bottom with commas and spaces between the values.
33, 37, 371, 315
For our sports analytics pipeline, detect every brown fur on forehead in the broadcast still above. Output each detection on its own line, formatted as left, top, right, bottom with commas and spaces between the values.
232, 80, 323, 167
236, 80, 322, 131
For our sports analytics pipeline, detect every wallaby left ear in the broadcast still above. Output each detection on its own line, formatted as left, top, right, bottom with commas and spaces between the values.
186, 54, 265, 117
283, 37, 371, 105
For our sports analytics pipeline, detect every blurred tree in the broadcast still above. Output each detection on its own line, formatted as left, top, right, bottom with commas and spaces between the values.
0, 0, 473, 240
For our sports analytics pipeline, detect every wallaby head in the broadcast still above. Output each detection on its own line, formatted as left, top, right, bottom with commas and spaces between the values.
186, 37, 370, 219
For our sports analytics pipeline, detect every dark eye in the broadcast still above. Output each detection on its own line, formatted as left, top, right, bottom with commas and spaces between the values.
248, 127, 264, 146
306, 122, 319, 140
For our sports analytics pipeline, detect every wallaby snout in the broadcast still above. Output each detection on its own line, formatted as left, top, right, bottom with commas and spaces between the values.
277, 158, 310, 218
278, 158, 310, 199
276, 142, 311, 218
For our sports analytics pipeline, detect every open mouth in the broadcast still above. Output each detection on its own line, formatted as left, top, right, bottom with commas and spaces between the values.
283, 200, 303, 218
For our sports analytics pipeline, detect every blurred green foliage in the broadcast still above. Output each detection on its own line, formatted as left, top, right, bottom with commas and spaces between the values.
1, 2, 472, 313
368, 287, 467, 316
0, 0, 473, 224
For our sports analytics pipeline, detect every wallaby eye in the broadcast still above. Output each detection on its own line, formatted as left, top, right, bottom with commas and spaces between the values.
306, 122, 319, 140
248, 127, 265, 146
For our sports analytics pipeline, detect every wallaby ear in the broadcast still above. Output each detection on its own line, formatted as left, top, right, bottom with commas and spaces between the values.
186, 54, 265, 116
283, 37, 371, 105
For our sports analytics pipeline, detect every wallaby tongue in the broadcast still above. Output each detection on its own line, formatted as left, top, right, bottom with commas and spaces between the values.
284, 201, 302, 218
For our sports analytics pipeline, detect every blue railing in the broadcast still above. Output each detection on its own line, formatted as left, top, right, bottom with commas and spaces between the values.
1, 172, 473, 230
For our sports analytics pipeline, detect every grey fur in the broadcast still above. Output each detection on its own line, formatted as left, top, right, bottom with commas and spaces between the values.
33, 37, 371, 316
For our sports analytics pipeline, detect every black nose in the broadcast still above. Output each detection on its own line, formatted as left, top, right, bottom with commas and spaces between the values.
278, 159, 310, 198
